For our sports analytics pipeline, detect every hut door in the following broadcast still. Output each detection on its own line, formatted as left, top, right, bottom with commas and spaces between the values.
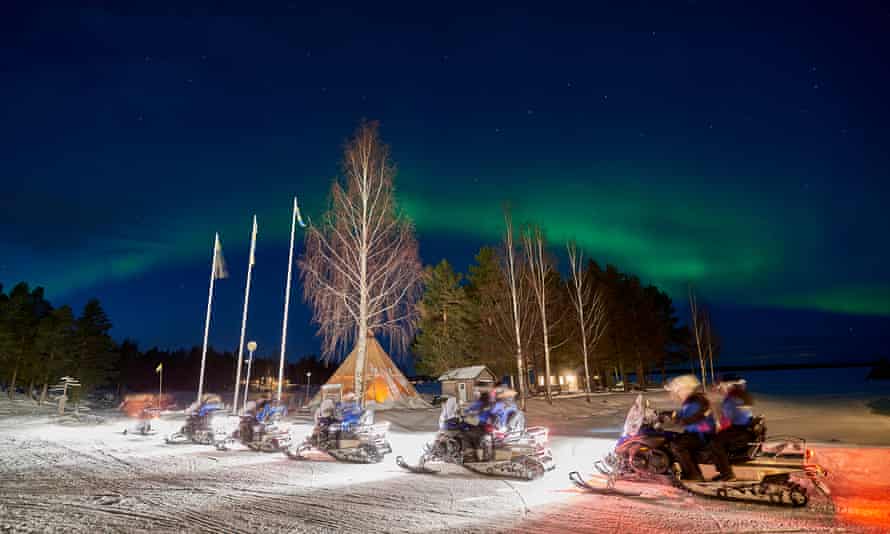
458, 382, 467, 403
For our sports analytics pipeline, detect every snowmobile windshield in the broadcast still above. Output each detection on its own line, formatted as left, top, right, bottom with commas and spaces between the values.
317, 399, 336, 422
621, 394, 645, 438
438, 397, 458, 429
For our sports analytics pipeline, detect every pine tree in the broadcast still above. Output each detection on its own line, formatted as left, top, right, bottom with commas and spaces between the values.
2, 283, 48, 399
35, 306, 75, 403
465, 247, 514, 377
72, 299, 117, 389
413, 260, 475, 376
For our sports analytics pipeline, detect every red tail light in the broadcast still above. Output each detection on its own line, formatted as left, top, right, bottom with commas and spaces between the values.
805, 448, 814, 462
484, 423, 495, 433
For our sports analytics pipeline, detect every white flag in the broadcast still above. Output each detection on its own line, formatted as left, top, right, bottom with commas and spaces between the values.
214, 234, 229, 279
249, 216, 257, 267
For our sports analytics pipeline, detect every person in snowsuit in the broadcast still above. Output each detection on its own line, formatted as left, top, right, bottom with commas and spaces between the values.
714, 374, 756, 459
242, 397, 273, 443
191, 393, 223, 434
491, 387, 522, 432
336, 392, 364, 435
196, 394, 223, 417
315, 398, 338, 442
664, 375, 733, 481
462, 389, 496, 461
256, 399, 285, 424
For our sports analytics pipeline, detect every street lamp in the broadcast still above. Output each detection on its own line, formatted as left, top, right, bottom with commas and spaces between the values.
303, 371, 312, 409
242, 341, 257, 414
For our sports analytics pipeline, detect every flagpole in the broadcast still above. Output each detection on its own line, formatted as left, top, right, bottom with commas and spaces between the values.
243, 341, 256, 413
277, 198, 298, 403
232, 216, 257, 415
197, 233, 219, 403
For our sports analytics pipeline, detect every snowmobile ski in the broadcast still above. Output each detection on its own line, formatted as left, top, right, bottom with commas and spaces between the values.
569, 471, 642, 496
395, 455, 440, 474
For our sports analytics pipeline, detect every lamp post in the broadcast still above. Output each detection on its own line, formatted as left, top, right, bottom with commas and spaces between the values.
304, 371, 312, 409
242, 341, 257, 414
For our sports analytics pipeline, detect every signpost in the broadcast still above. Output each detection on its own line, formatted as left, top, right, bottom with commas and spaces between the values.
156, 363, 163, 410
53, 376, 81, 415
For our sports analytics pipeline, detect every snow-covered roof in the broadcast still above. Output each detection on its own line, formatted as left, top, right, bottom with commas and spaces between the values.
438, 366, 495, 381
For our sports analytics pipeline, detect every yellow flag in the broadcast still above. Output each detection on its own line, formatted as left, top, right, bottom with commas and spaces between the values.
155, 363, 163, 373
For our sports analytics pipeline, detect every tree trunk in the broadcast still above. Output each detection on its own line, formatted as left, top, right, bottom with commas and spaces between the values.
28, 379, 35, 402
542, 322, 552, 404
9, 362, 18, 400
40, 381, 49, 405
515, 347, 526, 410
618, 361, 626, 391
354, 328, 368, 405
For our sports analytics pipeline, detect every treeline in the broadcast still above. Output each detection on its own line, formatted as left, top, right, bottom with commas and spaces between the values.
119, 343, 334, 394
0, 282, 115, 402
0, 281, 333, 401
414, 245, 692, 392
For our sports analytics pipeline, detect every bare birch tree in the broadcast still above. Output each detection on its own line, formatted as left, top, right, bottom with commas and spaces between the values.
299, 121, 423, 403
502, 208, 530, 408
567, 241, 609, 402
523, 224, 557, 403
704, 309, 717, 386
688, 285, 708, 388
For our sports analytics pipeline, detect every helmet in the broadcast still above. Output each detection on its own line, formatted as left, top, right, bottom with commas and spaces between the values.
717, 373, 747, 391
717, 373, 746, 385
664, 374, 701, 400
495, 387, 518, 400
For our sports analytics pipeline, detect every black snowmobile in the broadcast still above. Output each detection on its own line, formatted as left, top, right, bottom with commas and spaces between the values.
165, 397, 232, 446
217, 404, 292, 452
286, 400, 392, 463
571, 394, 829, 506
397, 399, 555, 480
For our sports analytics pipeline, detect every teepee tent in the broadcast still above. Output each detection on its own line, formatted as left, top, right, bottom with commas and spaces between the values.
312, 335, 430, 410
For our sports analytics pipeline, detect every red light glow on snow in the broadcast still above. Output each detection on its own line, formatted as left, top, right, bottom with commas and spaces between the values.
814, 447, 890, 530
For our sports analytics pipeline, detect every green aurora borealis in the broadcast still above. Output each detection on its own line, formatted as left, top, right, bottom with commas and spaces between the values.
2, 4, 888, 357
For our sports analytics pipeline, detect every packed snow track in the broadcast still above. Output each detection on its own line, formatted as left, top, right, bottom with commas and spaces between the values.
0, 411, 885, 533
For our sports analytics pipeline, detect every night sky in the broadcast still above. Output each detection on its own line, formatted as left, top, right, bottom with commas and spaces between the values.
3, 3, 889, 364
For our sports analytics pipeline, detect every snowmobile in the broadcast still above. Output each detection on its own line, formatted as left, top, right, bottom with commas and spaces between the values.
120, 394, 163, 436
397, 401, 555, 480
286, 401, 392, 463
571, 394, 829, 506
123, 407, 161, 436
165, 397, 233, 446
217, 405, 292, 452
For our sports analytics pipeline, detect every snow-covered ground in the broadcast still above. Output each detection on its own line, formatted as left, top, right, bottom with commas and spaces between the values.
0, 392, 888, 533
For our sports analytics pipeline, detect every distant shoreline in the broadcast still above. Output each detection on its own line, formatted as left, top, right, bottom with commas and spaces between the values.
669, 360, 882, 374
